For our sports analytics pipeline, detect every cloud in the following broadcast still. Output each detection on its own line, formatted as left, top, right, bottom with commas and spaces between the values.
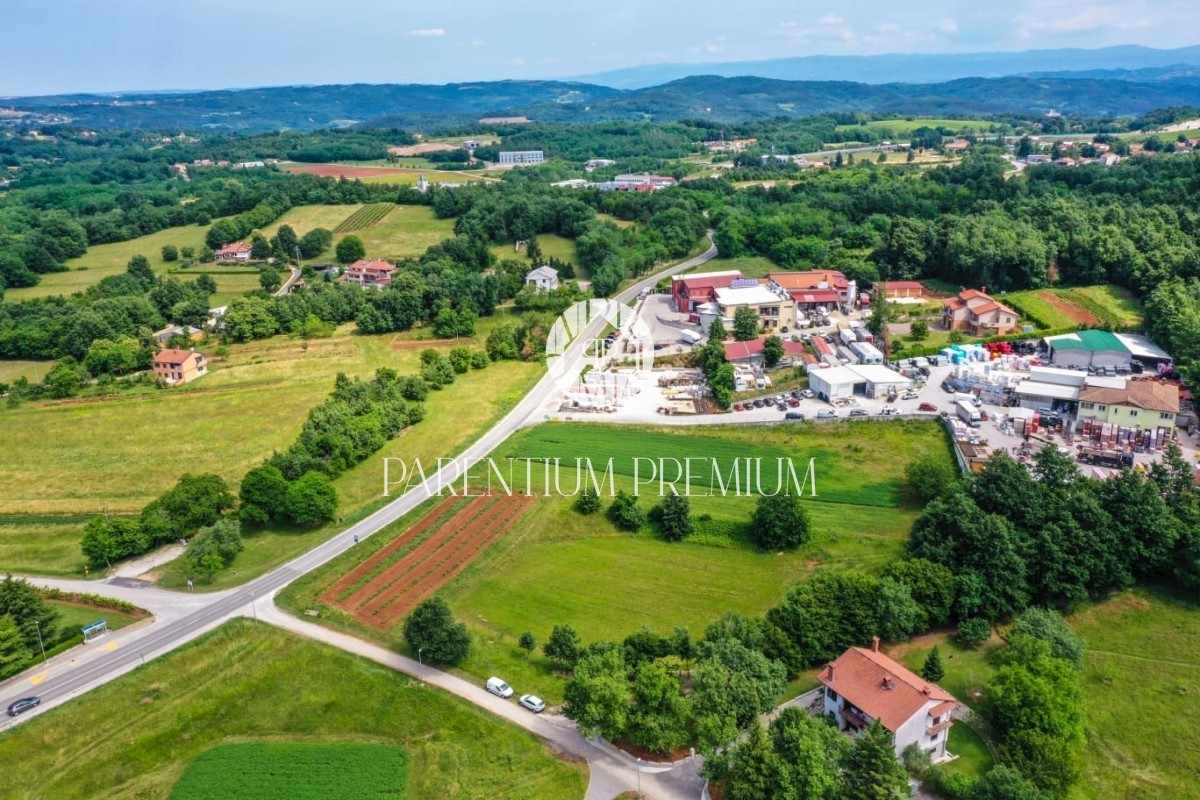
407, 28, 446, 37
817, 14, 844, 25
1013, 3, 1154, 38
471, 39, 486, 47
937, 17, 959, 33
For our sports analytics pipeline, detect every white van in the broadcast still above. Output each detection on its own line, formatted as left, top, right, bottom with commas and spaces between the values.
486, 677, 513, 698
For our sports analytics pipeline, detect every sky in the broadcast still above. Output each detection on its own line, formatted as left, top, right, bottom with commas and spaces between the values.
2, 0, 1199, 96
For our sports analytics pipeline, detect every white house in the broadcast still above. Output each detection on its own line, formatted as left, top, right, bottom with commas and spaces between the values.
820, 638, 958, 761
525, 265, 560, 292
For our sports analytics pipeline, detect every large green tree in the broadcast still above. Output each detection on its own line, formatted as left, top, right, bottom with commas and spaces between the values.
842, 720, 909, 800
402, 596, 471, 665
751, 492, 810, 551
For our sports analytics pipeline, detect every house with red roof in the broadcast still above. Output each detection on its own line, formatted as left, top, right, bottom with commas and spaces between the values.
152, 348, 207, 385
766, 270, 850, 311
671, 270, 744, 313
340, 259, 398, 288
723, 338, 808, 364
820, 637, 958, 760
215, 242, 253, 262
942, 289, 1019, 336
878, 281, 924, 300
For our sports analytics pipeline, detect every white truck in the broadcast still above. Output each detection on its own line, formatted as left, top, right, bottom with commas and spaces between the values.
680, 329, 702, 345
956, 399, 982, 428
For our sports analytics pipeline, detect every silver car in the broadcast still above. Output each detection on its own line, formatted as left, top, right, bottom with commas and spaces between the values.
519, 694, 546, 713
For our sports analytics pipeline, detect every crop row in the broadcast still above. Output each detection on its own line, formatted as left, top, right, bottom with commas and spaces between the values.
333, 202, 394, 233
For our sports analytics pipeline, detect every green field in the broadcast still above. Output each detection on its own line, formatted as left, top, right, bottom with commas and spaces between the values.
264, 204, 455, 264
834, 118, 999, 135
490, 233, 580, 267
686, 255, 777, 279
0, 330, 540, 580
170, 742, 408, 800
6, 221, 215, 301
0, 620, 585, 800
51, 599, 140, 636
1004, 284, 1144, 331
282, 420, 950, 704
359, 171, 493, 186
0, 360, 53, 384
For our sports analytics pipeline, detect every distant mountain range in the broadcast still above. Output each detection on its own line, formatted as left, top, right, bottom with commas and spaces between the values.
5, 46, 1200, 132
568, 44, 1200, 89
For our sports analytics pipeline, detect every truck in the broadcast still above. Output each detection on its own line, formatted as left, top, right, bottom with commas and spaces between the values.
954, 392, 981, 408
956, 399, 981, 428
849, 340, 884, 365
839, 328, 858, 347
1076, 447, 1134, 470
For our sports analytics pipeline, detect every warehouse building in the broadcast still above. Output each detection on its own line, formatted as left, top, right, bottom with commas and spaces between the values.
1043, 329, 1131, 369
808, 364, 912, 402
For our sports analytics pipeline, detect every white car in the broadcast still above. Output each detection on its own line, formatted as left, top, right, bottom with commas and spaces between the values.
901, 391, 919, 400
486, 677, 513, 698
519, 694, 546, 713
881, 406, 900, 416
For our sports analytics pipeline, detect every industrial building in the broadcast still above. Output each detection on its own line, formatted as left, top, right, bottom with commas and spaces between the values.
808, 364, 913, 401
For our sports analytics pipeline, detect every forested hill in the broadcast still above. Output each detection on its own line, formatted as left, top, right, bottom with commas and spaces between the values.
7, 73, 1200, 132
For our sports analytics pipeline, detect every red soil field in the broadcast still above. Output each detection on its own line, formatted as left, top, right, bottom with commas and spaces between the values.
327, 494, 532, 629
1037, 291, 1102, 325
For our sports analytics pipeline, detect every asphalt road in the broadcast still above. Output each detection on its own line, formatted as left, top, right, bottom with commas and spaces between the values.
0, 238, 718, 794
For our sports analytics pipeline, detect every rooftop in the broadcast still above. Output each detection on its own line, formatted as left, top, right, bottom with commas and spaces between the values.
714, 284, 784, 307
154, 348, 201, 363
819, 644, 955, 733
1079, 380, 1180, 414
812, 364, 912, 386
767, 270, 847, 291
1044, 329, 1129, 353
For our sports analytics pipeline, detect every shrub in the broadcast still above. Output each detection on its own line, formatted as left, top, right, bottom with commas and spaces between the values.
750, 492, 810, 551
958, 617, 992, 647
607, 490, 646, 532
575, 486, 601, 515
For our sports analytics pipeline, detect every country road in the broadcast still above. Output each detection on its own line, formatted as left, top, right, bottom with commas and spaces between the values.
0, 237, 719, 798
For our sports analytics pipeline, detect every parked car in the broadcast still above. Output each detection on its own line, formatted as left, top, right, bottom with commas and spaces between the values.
784, 412, 805, 420
880, 406, 899, 416
6, 697, 39, 716
519, 694, 546, 713
790, 390, 803, 399
800, 389, 815, 399
817, 410, 837, 419
486, 677, 513, 698
753, 398, 765, 408
849, 409, 869, 417
918, 402, 939, 412
901, 391, 919, 400
733, 402, 744, 411
788, 398, 800, 407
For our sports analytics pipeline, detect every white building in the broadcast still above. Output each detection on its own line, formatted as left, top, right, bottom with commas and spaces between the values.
820, 638, 958, 761
584, 158, 616, 171
524, 265, 560, 292
611, 173, 677, 190
499, 150, 545, 165
808, 364, 912, 401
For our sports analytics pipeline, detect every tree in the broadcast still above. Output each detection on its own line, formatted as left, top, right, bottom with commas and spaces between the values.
562, 648, 631, 741
518, 631, 536, 656
259, 266, 282, 292
909, 319, 929, 340
922, 646, 946, 683
607, 490, 646, 532
762, 335, 784, 368
184, 518, 243, 581
335, 235, 366, 265
250, 235, 272, 261
964, 766, 1046, 800
881, 558, 956, 629
402, 596, 471, 664
958, 618, 992, 647
575, 486, 601, 515
708, 317, 727, 343
751, 492, 811, 551
725, 722, 780, 800
142, 473, 234, 542
843, 720, 909, 800
627, 658, 691, 754
81, 517, 149, 566
903, 455, 957, 505
733, 307, 760, 341
284, 471, 339, 524
161, 245, 179, 262
544, 624, 584, 669
0, 614, 33, 677
874, 577, 922, 641
239, 464, 291, 524
0, 575, 59, 652
447, 345, 472, 374
126, 254, 155, 290
652, 493, 693, 542
525, 237, 543, 263
1010, 608, 1084, 669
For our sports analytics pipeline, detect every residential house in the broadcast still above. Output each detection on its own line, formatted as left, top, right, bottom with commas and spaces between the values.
524, 265, 560, 292
153, 324, 204, 347
671, 270, 745, 313
941, 289, 1019, 336
943, 139, 971, 152
1077, 379, 1180, 428
819, 637, 958, 761
153, 348, 207, 385
340, 259, 397, 288
215, 242, 253, 262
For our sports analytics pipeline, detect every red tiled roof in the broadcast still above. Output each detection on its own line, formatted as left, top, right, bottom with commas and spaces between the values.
791, 290, 840, 304
768, 271, 847, 292
154, 348, 199, 364
216, 242, 252, 255
819, 646, 956, 733
723, 339, 806, 360
880, 281, 924, 291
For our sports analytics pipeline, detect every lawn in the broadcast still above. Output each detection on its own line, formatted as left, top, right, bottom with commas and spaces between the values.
170, 742, 408, 800
50, 599, 140, 636
0, 330, 540, 580
281, 420, 950, 704
834, 118, 998, 135
6, 221, 215, 301
490, 233, 579, 268
685, 255, 777, 279
0, 620, 586, 800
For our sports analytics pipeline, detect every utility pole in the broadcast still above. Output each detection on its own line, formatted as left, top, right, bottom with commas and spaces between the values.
34, 620, 46, 663
417, 648, 424, 680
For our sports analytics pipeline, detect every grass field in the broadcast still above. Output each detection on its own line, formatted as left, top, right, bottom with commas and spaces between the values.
834, 118, 998, 135
490, 233, 580, 267
50, 600, 140, 636
0, 620, 585, 800
6, 221, 215, 301
170, 742, 408, 800
0, 330, 540, 580
686, 256, 778, 279
264, 204, 456, 264
359, 171, 493, 186
281, 420, 951, 704
0, 360, 53, 384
